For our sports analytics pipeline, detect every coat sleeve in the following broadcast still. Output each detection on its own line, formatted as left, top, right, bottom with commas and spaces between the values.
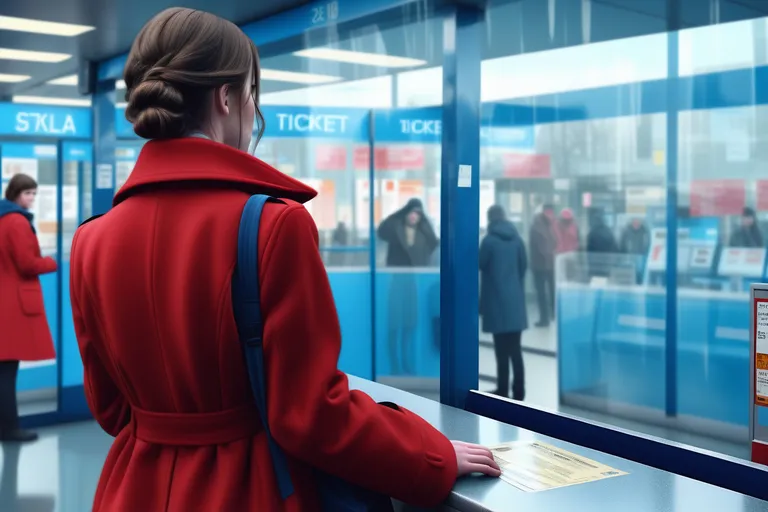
377, 211, 399, 243
479, 237, 491, 271
70, 228, 131, 437
2, 214, 57, 278
518, 240, 528, 280
261, 205, 457, 508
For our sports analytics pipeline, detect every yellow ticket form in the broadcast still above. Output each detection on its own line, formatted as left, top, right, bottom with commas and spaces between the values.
490, 441, 628, 492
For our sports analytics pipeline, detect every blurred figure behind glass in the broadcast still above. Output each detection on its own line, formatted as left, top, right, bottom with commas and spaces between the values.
480, 205, 527, 401
730, 207, 764, 248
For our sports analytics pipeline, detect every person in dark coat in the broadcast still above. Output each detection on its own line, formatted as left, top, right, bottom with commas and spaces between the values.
730, 207, 764, 248
529, 204, 557, 327
329, 221, 349, 266
378, 199, 438, 375
587, 208, 619, 278
620, 218, 650, 284
620, 218, 650, 256
480, 205, 528, 400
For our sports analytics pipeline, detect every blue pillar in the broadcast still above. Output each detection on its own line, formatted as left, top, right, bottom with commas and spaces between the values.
92, 81, 116, 216
665, 0, 680, 417
440, 5, 484, 408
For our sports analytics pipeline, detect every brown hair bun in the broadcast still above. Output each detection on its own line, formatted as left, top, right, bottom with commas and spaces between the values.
125, 79, 186, 139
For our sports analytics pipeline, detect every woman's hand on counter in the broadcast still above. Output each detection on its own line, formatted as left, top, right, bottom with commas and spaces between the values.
452, 440, 502, 478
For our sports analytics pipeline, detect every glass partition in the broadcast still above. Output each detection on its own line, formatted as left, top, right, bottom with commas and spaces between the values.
60, 142, 91, 393
371, 107, 442, 396
255, 107, 375, 379
472, 1, 768, 461
257, 12, 443, 395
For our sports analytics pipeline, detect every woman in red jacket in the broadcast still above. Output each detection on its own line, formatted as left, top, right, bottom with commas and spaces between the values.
71, 8, 499, 511
0, 173, 57, 443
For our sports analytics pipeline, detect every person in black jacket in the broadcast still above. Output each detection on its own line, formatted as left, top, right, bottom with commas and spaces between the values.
587, 208, 619, 278
730, 207, 764, 248
480, 205, 528, 400
620, 218, 650, 256
378, 199, 438, 375
529, 204, 557, 327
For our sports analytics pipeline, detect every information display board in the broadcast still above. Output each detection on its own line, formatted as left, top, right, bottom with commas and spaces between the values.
719, 248, 767, 278
750, 285, 768, 465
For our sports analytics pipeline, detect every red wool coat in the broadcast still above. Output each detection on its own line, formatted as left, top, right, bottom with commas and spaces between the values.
0, 209, 57, 361
70, 138, 457, 511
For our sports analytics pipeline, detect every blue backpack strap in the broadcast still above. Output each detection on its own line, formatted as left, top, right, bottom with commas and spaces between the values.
232, 194, 294, 500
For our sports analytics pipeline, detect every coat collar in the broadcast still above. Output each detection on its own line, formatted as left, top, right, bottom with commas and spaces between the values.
113, 138, 317, 207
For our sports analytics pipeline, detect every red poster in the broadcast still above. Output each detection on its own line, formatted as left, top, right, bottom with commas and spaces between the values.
315, 145, 347, 171
689, 179, 745, 217
354, 146, 425, 171
502, 153, 551, 179
757, 181, 768, 211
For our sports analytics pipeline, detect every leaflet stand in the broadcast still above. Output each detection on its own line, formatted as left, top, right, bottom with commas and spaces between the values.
750, 284, 768, 465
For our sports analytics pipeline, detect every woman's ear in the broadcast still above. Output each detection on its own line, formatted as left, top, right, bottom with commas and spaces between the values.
213, 85, 230, 116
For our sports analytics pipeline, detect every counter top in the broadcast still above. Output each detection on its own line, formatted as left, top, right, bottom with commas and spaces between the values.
349, 376, 768, 512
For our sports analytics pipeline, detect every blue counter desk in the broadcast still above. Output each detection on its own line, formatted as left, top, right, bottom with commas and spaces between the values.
558, 282, 751, 440
349, 376, 768, 511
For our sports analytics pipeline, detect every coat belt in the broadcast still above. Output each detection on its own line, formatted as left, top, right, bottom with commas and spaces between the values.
130, 404, 261, 446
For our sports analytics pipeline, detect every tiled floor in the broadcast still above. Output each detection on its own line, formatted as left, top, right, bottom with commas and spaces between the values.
0, 421, 111, 511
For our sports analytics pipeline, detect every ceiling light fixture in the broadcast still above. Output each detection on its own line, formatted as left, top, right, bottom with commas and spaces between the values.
293, 48, 426, 68
0, 73, 30, 83
0, 48, 71, 63
47, 74, 78, 86
12, 95, 91, 107
261, 68, 341, 84
0, 15, 94, 37
116, 79, 126, 89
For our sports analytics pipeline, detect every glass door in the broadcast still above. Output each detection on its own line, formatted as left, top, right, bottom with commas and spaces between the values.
1, 142, 60, 416
60, 142, 92, 394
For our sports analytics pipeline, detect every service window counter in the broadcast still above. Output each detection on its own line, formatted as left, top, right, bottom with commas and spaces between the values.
367, 107, 442, 386
257, 106, 375, 379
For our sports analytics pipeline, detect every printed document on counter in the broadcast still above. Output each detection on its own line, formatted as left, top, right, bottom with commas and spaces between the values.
490, 441, 628, 492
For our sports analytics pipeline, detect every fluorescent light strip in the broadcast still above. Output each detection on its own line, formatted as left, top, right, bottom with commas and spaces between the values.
116, 79, 126, 89
294, 48, 426, 68
47, 74, 78, 86
261, 68, 341, 84
0, 73, 30, 83
13, 95, 91, 107
0, 48, 70, 63
0, 15, 94, 37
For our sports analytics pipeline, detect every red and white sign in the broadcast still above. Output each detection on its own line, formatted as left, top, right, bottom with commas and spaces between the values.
689, 179, 745, 217
502, 153, 551, 179
315, 144, 347, 171
354, 146, 425, 171
757, 181, 768, 212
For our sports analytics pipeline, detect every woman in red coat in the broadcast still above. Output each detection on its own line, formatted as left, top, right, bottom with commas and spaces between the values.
0, 173, 57, 443
70, 8, 499, 511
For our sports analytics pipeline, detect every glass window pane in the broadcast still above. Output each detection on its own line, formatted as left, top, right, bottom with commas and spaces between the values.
258, 12, 443, 394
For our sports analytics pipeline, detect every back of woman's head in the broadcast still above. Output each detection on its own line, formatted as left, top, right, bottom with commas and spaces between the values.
124, 8, 263, 144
